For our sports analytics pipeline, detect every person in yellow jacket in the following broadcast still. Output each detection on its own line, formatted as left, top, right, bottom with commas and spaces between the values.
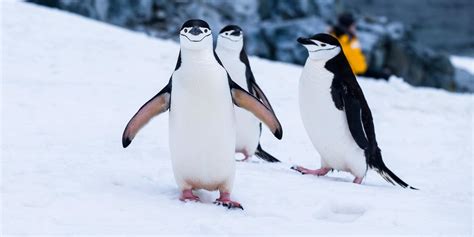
330, 13, 390, 80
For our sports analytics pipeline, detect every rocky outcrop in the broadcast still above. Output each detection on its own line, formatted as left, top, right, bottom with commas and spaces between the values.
386, 41, 456, 90
28, 0, 471, 92
342, 0, 474, 56
355, 16, 460, 91
454, 68, 474, 93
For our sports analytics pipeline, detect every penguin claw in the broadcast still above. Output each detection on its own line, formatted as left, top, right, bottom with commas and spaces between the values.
291, 165, 306, 175
213, 200, 244, 210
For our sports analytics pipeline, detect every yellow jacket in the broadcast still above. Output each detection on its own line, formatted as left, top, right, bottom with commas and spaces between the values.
332, 33, 368, 75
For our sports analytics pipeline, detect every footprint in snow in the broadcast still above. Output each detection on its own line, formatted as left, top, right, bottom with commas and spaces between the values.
312, 200, 367, 223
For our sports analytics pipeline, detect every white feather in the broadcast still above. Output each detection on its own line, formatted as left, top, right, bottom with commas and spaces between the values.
216, 46, 260, 156
169, 52, 236, 193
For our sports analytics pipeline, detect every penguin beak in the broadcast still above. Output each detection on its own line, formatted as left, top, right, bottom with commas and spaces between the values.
297, 37, 314, 45
189, 27, 203, 36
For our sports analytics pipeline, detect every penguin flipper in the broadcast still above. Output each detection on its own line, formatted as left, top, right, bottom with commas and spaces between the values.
249, 81, 275, 113
239, 48, 275, 112
122, 80, 172, 148
342, 91, 369, 149
229, 80, 282, 140
330, 80, 344, 110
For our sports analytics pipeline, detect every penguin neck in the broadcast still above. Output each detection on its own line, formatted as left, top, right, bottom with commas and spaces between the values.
302, 58, 333, 85
305, 58, 330, 72
215, 45, 242, 58
180, 47, 215, 65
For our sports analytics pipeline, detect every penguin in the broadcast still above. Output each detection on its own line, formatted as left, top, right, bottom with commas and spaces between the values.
122, 19, 283, 210
216, 25, 280, 163
292, 33, 416, 189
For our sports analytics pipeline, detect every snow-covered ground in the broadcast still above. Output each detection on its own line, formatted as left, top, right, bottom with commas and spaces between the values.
1, 1, 473, 236
452, 55, 474, 75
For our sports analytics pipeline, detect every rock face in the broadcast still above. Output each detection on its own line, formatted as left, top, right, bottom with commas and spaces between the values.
342, 0, 474, 56
27, 0, 471, 92
356, 16, 459, 92
386, 41, 456, 90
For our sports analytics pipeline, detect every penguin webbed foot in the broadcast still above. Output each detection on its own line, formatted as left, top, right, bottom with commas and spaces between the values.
235, 150, 251, 162
291, 166, 331, 176
236, 156, 251, 162
214, 192, 243, 210
353, 177, 363, 184
179, 189, 200, 202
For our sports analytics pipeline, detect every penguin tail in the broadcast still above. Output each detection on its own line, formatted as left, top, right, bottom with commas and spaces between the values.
366, 146, 417, 190
254, 144, 280, 163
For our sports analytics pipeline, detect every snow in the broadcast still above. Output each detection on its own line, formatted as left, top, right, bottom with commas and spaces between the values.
451, 55, 474, 75
1, 1, 473, 236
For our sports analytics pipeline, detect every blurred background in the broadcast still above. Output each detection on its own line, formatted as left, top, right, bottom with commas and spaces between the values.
28, 0, 474, 92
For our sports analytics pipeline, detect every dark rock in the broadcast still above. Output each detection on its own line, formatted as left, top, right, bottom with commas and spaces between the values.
26, 0, 471, 92
259, 0, 333, 21
385, 42, 456, 91
342, 0, 474, 56
454, 68, 474, 93
260, 17, 327, 64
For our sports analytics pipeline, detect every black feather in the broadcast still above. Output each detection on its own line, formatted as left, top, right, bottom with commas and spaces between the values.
318, 33, 416, 189
254, 144, 280, 162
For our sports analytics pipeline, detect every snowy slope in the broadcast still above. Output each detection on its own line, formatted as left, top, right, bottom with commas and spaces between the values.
1, 1, 473, 236
452, 55, 474, 75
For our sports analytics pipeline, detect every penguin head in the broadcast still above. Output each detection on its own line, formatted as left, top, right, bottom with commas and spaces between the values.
297, 33, 341, 61
179, 19, 213, 50
217, 25, 244, 51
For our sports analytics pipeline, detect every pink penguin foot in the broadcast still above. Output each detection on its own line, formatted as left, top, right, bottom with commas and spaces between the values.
237, 156, 250, 162
179, 189, 200, 202
353, 177, 363, 184
213, 192, 243, 210
291, 166, 331, 176
236, 150, 251, 162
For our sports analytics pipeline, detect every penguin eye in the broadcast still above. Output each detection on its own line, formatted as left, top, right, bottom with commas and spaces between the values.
204, 29, 208, 33
184, 29, 188, 33
225, 32, 229, 35
321, 43, 326, 47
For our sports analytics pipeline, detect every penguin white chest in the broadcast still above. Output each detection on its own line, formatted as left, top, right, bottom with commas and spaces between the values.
169, 63, 236, 192
299, 60, 366, 177
216, 51, 246, 88
217, 51, 260, 155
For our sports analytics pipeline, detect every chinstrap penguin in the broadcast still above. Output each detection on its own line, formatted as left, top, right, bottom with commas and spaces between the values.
216, 25, 281, 163
122, 19, 283, 210
292, 33, 416, 189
